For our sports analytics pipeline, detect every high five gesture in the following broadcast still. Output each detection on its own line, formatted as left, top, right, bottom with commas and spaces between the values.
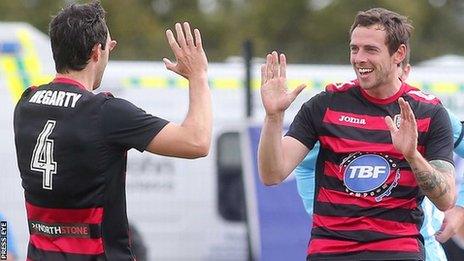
260, 51, 305, 116
147, 22, 211, 158
258, 51, 308, 185
164, 22, 207, 80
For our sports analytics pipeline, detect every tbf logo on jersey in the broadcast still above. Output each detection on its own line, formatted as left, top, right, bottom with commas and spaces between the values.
342, 153, 400, 202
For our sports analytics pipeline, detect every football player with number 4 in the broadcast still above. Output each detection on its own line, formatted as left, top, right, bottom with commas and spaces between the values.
14, 1, 211, 260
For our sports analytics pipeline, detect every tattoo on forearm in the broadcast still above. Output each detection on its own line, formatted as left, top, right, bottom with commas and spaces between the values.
415, 170, 448, 198
411, 160, 454, 200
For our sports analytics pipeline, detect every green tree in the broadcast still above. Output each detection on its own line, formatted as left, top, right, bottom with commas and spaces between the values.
0, 0, 462, 63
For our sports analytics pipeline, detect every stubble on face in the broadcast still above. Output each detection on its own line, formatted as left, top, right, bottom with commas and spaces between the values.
350, 26, 398, 95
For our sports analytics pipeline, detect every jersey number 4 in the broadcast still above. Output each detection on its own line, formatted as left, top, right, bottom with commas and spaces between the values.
30, 120, 57, 190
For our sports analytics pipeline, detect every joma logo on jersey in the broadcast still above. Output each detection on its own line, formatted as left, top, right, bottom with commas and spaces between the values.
348, 166, 388, 179
338, 115, 366, 125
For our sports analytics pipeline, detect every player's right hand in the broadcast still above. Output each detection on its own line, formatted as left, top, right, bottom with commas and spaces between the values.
163, 22, 207, 81
260, 51, 305, 117
435, 205, 464, 243
384, 97, 419, 161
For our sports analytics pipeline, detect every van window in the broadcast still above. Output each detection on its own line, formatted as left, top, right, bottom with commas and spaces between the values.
217, 132, 245, 222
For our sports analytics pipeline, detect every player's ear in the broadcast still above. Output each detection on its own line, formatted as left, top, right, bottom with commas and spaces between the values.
393, 44, 406, 65
90, 43, 102, 62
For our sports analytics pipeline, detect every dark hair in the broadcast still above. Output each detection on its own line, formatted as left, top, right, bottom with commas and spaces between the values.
350, 8, 413, 56
49, 1, 108, 73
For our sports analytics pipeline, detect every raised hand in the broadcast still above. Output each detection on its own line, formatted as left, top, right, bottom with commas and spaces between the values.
260, 51, 306, 116
385, 97, 419, 160
163, 22, 207, 80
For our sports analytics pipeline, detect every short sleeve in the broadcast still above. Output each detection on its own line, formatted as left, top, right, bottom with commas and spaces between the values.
101, 98, 169, 152
285, 92, 326, 150
425, 106, 454, 164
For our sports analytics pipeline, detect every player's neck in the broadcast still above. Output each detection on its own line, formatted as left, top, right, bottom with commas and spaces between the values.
363, 77, 403, 99
55, 70, 94, 91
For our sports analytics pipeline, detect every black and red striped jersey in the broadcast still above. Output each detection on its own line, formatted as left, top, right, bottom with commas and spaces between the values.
14, 77, 169, 261
286, 80, 454, 260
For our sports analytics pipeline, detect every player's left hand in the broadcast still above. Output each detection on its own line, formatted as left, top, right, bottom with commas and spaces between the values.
385, 97, 419, 160
435, 206, 464, 243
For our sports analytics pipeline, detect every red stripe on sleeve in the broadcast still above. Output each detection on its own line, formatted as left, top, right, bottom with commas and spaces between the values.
30, 234, 104, 255
319, 136, 425, 158
317, 187, 418, 209
416, 118, 431, 133
308, 237, 419, 254
312, 214, 419, 236
325, 81, 357, 93
26, 202, 103, 224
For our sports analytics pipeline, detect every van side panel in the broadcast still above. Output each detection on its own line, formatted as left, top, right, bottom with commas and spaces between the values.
244, 126, 311, 261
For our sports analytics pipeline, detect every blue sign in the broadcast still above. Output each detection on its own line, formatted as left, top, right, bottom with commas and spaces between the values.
0, 42, 21, 54
245, 126, 310, 261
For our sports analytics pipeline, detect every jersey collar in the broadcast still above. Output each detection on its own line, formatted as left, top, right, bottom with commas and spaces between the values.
359, 81, 407, 105
53, 77, 87, 91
